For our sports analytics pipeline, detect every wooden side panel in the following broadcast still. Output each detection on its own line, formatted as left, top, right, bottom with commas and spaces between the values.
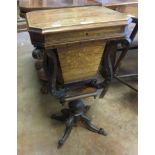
57, 42, 106, 84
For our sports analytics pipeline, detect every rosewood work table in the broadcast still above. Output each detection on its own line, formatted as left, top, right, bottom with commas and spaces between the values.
26, 6, 131, 148
18, 0, 138, 92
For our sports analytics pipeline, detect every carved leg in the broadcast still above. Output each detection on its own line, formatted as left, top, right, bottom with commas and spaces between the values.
32, 47, 49, 94
51, 99, 106, 148
32, 48, 44, 72
51, 108, 70, 122
81, 114, 107, 136
58, 116, 74, 148
40, 81, 49, 94
37, 68, 48, 81
61, 109, 70, 118
35, 59, 43, 70
84, 105, 91, 114
32, 48, 43, 59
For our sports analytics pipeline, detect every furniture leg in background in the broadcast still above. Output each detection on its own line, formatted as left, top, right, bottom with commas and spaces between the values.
109, 17, 138, 92
113, 18, 138, 73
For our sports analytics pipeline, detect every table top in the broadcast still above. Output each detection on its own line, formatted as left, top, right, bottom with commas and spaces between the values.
26, 6, 131, 34
19, 0, 137, 12
96, 0, 137, 7
19, 0, 101, 12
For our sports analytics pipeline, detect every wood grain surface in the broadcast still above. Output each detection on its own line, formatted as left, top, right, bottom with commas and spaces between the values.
19, 0, 101, 12
97, 0, 137, 7
26, 6, 130, 83
18, 0, 137, 32
57, 42, 105, 83
19, 0, 137, 13
26, 6, 130, 34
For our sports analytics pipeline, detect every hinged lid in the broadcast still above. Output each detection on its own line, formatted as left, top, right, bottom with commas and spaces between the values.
26, 6, 132, 34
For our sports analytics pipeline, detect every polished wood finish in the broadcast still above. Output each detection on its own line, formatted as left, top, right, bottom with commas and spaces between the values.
27, 6, 131, 83
97, 0, 137, 7
26, 6, 130, 47
65, 86, 97, 99
26, 6, 131, 147
20, 0, 137, 10
115, 4, 137, 17
19, 0, 100, 15
18, 0, 101, 31
57, 42, 105, 83
19, 0, 137, 16
26, 6, 129, 33
18, 0, 137, 32
98, 0, 138, 17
